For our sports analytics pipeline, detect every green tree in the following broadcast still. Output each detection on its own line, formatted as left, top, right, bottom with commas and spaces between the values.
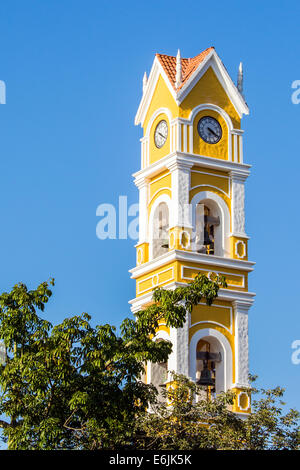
0, 274, 225, 449
134, 373, 300, 450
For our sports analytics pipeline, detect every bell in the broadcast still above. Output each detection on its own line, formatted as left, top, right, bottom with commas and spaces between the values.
203, 229, 213, 246
161, 239, 169, 248
196, 364, 215, 387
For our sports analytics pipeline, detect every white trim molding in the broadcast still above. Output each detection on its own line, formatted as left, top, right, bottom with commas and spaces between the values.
129, 249, 255, 280
133, 152, 251, 186
129, 281, 255, 315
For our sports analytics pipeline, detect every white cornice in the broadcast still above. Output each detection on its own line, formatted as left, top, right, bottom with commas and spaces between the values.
129, 249, 255, 279
129, 282, 255, 313
133, 151, 251, 184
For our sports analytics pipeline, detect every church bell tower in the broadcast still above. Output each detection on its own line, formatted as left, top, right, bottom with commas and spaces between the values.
129, 48, 255, 415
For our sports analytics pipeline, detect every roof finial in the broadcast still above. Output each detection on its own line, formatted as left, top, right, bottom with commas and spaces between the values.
237, 62, 243, 96
175, 49, 182, 89
142, 71, 148, 94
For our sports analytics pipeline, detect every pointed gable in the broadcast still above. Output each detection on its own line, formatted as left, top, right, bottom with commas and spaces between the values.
135, 48, 249, 127
156, 47, 214, 91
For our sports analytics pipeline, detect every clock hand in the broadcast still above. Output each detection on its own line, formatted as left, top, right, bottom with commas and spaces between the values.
158, 132, 165, 139
208, 127, 218, 137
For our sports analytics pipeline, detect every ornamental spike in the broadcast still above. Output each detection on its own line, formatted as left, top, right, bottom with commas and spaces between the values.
237, 61, 243, 96
142, 71, 148, 94
175, 49, 182, 89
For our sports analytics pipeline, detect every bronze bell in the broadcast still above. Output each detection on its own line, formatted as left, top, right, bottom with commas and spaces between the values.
202, 229, 213, 246
161, 238, 169, 248
196, 361, 215, 387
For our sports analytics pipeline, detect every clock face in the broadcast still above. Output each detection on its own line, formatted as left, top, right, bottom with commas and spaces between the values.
154, 120, 168, 148
197, 116, 222, 144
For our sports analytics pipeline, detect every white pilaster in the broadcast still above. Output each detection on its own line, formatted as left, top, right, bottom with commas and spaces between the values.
231, 129, 244, 163
174, 311, 190, 376
233, 134, 238, 163
177, 122, 181, 152
167, 159, 193, 228
189, 125, 193, 154
239, 135, 243, 163
230, 170, 247, 237
183, 124, 188, 153
233, 300, 252, 388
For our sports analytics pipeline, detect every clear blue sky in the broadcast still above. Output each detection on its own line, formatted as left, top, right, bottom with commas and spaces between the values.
0, 0, 299, 411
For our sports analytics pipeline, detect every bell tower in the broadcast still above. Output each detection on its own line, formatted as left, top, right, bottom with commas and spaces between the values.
129, 47, 255, 415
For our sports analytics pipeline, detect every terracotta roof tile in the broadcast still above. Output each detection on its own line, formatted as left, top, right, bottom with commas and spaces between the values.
156, 47, 214, 91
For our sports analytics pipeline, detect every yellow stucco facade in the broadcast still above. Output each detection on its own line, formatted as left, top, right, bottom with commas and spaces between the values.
131, 48, 254, 415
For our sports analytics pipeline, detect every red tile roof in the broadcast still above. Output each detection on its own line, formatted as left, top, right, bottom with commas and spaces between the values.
156, 47, 214, 91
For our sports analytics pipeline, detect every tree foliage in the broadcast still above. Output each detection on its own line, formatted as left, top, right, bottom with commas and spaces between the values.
134, 373, 300, 450
0, 274, 226, 449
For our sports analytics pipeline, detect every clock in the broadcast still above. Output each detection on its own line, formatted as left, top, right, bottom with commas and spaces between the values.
154, 120, 168, 148
197, 116, 222, 144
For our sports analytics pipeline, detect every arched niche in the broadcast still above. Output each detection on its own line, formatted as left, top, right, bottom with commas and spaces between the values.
149, 195, 171, 260
191, 190, 230, 257
190, 327, 233, 393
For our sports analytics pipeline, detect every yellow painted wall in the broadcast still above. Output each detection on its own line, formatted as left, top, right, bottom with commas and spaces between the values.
191, 303, 232, 331
149, 171, 171, 200
191, 170, 229, 196
179, 67, 240, 129
143, 74, 178, 134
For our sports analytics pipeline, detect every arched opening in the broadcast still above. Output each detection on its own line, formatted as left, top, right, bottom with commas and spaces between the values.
196, 336, 224, 398
194, 199, 222, 256
152, 202, 169, 259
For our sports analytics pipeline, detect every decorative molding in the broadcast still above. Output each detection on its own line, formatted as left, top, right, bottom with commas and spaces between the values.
190, 183, 229, 198
181, 265, 245, 290
179, 230, 191, 249
129, 282, 255, 314
238, 391, 250, 411
235, 240, 246, 259
129, 249, 255, 279
133, 152, 251, 185
137, 266, 174, 295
